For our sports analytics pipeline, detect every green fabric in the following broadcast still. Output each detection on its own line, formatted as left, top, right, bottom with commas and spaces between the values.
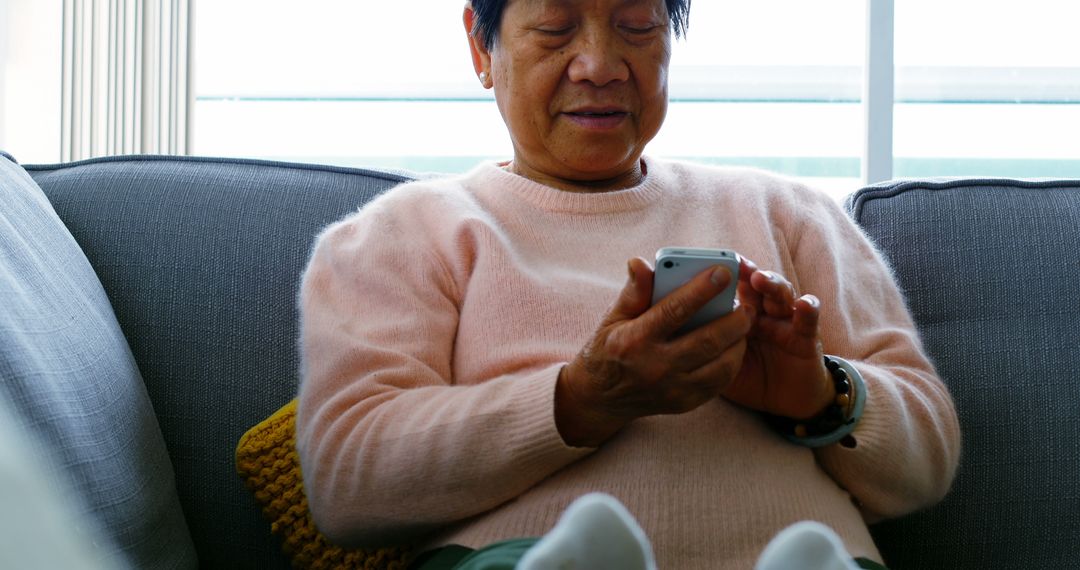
408, 544, 475, 569
413, 542, 888, 569
452, 539, 540, 569
855, 557, 889, 569
411, 539, 539, 570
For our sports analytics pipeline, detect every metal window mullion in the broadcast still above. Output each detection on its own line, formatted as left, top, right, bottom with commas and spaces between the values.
60, 0, 73, 161
70, 1, 80, 161
157, 0, 165, 153
862, 0, 894, 184
75, 0, 88, 160
121, 0, 128, 153
160, 0, 167, 152
131, 0, 141, 153
89, 0, 97, 157
141, 0, 156, 153
108, 0, 117, 156
184, 0, 194, 155
169, 0, 178, 153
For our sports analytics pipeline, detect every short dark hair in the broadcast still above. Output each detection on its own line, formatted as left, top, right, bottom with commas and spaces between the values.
469, 0, 691, 51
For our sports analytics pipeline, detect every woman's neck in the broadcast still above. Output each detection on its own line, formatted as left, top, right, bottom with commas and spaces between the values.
504, 159, 647, 194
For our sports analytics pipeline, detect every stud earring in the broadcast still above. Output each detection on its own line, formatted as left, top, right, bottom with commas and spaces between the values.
479, 71, 489, 85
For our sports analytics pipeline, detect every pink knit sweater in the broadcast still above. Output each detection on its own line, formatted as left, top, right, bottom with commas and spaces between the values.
296, 158, 960, 569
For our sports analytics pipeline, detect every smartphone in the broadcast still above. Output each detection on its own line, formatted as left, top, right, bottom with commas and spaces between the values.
651, 247, 740, 335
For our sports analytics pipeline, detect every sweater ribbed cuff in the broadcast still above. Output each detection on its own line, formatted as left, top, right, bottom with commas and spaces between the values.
504, 364, 595, 474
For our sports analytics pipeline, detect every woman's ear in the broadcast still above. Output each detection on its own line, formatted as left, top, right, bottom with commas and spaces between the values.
463, 3, 493, 87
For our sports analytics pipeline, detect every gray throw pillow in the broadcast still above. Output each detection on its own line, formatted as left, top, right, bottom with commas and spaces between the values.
0, 154, 197, 569
0, 395, 128, 570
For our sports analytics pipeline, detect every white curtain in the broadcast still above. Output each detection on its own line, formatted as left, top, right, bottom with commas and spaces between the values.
61, 0, 193, 161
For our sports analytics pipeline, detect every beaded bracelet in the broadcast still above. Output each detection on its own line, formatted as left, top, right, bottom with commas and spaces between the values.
766, 355, 866, 448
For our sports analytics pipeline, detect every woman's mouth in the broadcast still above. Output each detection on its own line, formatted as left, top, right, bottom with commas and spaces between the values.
564, 110, 629, 130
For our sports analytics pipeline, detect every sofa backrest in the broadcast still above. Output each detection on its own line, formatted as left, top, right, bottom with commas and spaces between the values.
26, 154, 1080, 568
25, 155, 414, 569
847, 178, 1080, 568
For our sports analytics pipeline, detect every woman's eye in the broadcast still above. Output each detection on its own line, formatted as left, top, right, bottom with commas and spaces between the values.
537, 26, 574, 36
622, 24, 660, 35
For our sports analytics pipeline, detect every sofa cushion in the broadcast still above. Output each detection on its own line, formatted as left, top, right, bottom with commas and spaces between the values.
0, 153, 197, 568
235, 398, 411, 569
847, 178, 1080, 568
24, 155, 413, 568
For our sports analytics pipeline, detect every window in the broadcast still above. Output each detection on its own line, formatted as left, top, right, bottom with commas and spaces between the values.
4, 1, 1077, 183
195, 1, 867, 195
654, 1, 865, 196
893, 0, 1080, 178
194, 1, 498, 170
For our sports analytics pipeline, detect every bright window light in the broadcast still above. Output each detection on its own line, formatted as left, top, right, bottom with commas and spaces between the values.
193, 0, 1079, 199
194, 0, 864, 198
892, 0, 1080, 179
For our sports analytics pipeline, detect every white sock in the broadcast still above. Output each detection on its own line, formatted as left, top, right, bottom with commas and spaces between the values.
755, 521, 862, 570
516, 492, 657, 570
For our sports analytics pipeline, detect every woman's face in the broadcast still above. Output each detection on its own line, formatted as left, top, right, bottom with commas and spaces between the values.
467, 0, 672, 191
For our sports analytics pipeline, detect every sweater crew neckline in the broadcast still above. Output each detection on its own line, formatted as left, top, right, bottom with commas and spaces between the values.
469, 157, 667, 215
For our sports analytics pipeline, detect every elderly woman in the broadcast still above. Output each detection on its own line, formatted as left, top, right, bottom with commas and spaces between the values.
295, 0, 961, 568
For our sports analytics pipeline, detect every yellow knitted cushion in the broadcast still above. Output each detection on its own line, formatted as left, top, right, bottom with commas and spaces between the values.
236, 398, 412, 570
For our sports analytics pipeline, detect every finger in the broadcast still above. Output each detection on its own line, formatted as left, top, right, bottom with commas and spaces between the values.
652, 337, 748, 414
640, 263, 733, 341
751, 270, 796, 318
752, 316, 820, 358
601, 257, 655, 326
791, 294, 821, 338
738, 254, 759, 281
663, 303, 753, 371
736, 256, 763, 315
680, 336, 748, 396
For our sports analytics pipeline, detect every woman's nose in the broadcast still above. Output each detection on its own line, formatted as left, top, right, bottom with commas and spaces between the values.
566, 29, 630, 87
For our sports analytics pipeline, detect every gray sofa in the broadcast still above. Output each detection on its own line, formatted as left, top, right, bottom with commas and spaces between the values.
1, 152, 1077, 569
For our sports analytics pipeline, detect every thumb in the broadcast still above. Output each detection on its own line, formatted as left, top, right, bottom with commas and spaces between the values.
602, 257, 654, 326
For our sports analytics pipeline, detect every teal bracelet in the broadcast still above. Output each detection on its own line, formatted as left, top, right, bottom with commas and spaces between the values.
769, 355, 867, 448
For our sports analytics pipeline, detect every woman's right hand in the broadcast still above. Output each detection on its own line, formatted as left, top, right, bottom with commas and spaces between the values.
555, 257, 754, 447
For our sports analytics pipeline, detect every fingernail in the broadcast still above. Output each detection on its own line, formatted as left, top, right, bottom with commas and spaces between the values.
710, 265, 731, 287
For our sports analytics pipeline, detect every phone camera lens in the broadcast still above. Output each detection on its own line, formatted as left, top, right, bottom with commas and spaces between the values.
663, 260, 674, 269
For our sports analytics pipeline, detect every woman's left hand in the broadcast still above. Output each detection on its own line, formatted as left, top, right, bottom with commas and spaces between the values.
721, 257, 835, 420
